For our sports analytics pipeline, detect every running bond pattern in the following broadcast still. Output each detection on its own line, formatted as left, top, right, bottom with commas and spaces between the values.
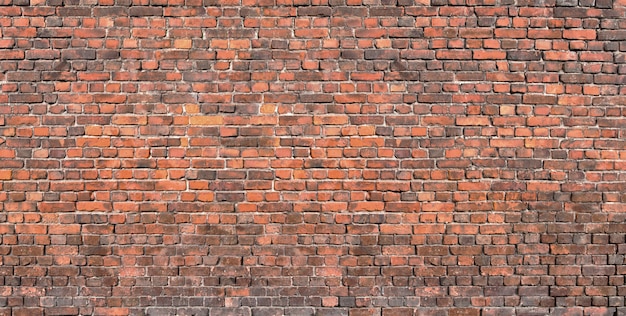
1, 0, 626, 315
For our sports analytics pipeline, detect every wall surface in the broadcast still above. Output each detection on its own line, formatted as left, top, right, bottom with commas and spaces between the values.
1, 0, 626, 315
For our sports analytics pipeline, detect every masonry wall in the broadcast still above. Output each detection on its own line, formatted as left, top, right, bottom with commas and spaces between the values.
1, 0, 626, 315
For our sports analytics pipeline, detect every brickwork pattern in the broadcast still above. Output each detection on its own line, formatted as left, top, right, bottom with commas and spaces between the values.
1, 0, 626, 315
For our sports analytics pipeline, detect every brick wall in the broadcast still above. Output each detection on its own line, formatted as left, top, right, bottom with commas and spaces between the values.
1, 0, 626, 315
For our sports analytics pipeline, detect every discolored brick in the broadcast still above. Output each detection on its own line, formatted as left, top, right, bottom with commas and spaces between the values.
1, 1, 625, 315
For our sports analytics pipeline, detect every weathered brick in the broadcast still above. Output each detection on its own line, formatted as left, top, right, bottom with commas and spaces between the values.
364, 49, 399, 60
507, 51, 541, 61
56, 7, 91, 16
554, 7, 591, 18
129, 6, 163, 16
297, 7, 331, 16
61, 49, 96, 60
0, 50, 24, 59
0, 1, 624, 315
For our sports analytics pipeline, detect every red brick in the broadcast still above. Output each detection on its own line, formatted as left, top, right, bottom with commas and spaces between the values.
563, 29, 596, 40
0, 50, 24, 59
313, 115, 349, 125
456, 117, 490, 126
543, 51, 578, 61
93, 308, 129, 316
459, 28, 493, 38
473, 50, 506, 60
0, 2, 624, 314
12, 309, 43, 316
528, 29, 562, 39
490, 139, 524, 147
449, 308, 480, 316
527, 117, 561, 126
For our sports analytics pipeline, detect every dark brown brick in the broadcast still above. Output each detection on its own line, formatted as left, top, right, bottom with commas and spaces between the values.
56, 7, 91, 16
129, 6, 163, 16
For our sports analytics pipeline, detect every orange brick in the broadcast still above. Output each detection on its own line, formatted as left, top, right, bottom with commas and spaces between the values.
0, 170, 11, 180
189, 116, 223, 125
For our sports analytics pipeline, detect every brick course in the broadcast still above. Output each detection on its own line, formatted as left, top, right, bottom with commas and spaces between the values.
1, 0, 626, 315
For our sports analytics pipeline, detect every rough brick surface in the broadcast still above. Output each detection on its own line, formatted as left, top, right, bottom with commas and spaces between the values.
1, 0, 626, 315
